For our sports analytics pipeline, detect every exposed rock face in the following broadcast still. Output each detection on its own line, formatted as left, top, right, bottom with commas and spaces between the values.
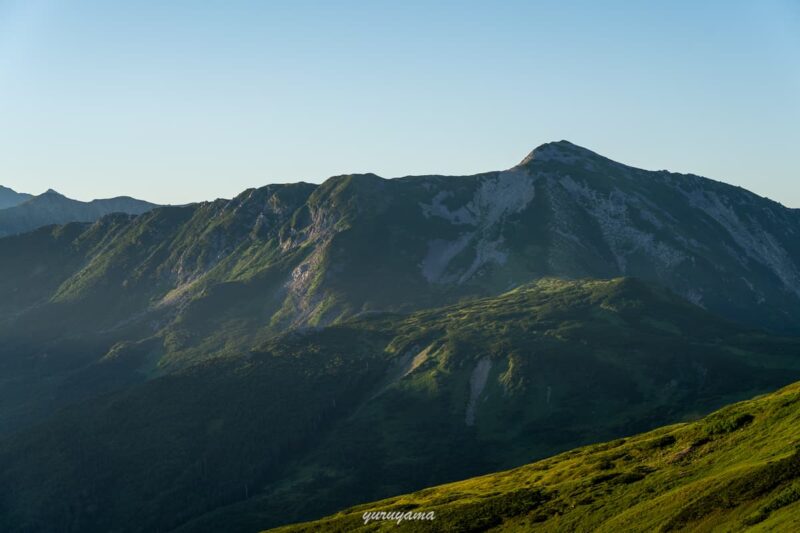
466, 357, 492, 426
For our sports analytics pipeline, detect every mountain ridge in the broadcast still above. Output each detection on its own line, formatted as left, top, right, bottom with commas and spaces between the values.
2, 143, 800, 531
4, 143, 800, 425
3, 141, 800, 327
0, 185, 33, 210
0, 188, 159, 238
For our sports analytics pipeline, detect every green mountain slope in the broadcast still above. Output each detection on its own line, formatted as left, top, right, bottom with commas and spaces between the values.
4, 141, 800, 438
2, 279, 799, 532
4, 141, 800, 345
272, 380, 800, 533
3, 143, 800, 531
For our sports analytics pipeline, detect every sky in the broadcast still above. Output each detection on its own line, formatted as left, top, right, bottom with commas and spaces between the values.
0, 0, 798, 206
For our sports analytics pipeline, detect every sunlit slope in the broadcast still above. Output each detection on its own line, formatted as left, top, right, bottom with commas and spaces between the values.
271, 381, 800, 532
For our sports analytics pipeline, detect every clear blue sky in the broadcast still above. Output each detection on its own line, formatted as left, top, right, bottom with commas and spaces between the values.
1, 0, 798, 205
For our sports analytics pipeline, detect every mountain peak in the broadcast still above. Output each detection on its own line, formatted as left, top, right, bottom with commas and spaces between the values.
518, 140, 603, 166
0, 190, 158, 238
0, 185, 33, 209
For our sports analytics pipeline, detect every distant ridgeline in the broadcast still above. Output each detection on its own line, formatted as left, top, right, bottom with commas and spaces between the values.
0, 185, 33, 209
1, 142, 800, 532
0, 187, 158, 237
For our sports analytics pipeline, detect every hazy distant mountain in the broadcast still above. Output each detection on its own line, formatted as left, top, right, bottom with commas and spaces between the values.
0, 188, 158, 237
0, 185, 32, 209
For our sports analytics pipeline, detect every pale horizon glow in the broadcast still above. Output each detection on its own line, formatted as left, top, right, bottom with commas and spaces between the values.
0, 0, 798, 206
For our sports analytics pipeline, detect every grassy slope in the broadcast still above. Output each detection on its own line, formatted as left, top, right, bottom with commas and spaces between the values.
270, 381, 800, 532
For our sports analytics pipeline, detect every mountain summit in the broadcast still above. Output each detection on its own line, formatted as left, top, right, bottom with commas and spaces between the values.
517, 139, 607, 166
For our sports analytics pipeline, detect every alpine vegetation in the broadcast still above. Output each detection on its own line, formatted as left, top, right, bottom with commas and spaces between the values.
2, 144, 800, 532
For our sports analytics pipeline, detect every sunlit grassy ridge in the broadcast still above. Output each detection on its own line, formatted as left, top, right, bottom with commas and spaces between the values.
271, 381, 800, 532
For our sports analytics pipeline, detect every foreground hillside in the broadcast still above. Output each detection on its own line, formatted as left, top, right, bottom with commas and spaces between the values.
3, 279, 798, 532
272, 380, 800, 532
